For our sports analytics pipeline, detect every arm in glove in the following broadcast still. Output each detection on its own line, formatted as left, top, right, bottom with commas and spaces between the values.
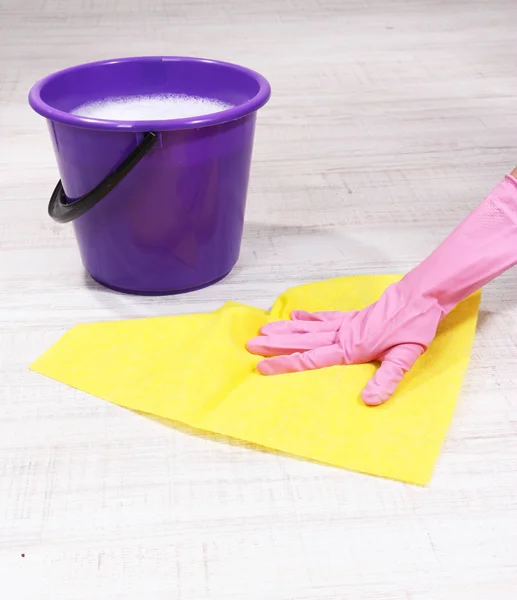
247, 172, 517, 406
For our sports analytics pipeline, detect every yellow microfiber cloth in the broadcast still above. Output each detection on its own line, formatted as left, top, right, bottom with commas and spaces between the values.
30, 275, 480, 485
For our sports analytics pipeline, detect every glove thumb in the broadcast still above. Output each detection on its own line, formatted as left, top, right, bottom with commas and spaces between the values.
361, 343, 424, 406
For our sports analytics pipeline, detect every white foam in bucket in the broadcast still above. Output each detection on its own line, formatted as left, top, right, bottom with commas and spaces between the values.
71, 94, 234, 121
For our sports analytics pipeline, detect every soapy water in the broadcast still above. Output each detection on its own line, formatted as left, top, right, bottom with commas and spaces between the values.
71, 94, 234, 121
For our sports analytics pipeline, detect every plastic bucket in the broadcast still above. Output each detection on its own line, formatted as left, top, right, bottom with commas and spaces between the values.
29, 56, 271, 295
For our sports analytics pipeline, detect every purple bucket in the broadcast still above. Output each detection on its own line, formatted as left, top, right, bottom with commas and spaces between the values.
29, 56, 271, 295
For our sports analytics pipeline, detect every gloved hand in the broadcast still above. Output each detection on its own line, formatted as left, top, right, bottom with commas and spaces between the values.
247, 173, 517, 405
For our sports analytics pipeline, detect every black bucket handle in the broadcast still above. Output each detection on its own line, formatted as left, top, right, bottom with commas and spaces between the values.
48, 131, 159, 224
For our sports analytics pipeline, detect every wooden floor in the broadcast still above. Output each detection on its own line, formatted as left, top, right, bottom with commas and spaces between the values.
2, 0, 517, 598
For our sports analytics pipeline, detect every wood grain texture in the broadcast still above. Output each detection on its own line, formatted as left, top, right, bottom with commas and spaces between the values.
1, 0, 517, 598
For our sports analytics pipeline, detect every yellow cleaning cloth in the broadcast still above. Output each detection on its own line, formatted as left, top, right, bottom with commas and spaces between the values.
30, 275, 480, 484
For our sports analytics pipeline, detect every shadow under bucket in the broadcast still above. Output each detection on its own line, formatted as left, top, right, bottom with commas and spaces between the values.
29, 56, 271, 295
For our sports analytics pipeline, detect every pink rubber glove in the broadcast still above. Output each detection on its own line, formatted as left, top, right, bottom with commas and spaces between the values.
247, 173, 517, 406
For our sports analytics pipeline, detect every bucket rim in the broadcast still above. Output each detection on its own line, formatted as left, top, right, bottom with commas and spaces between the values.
28, 55, 271, 132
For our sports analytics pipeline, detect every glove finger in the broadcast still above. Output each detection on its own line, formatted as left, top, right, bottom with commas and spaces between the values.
361, 343, 424, 406
257, 344, 343, 374
260, 318, 340, 336
291, 310, 346, 322
247, 331, 337, 357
